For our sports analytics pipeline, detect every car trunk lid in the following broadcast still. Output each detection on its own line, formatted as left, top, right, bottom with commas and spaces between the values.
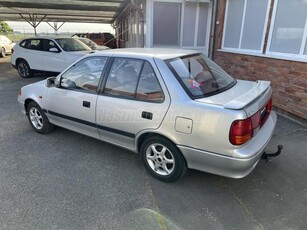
195, 80, 271, 113
196, 80, 273, 145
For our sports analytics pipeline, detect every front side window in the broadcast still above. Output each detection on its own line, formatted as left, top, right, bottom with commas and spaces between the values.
55, 38, 91, 52
104, 58, 164, 102
268, 0, 307, 55
223, 0, 270, 52
166, 54, 236, 98
60, 56, 108, 93
44, 40, 60, 52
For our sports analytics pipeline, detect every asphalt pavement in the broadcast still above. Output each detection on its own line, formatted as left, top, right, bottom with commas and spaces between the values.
0, 56, 306, 230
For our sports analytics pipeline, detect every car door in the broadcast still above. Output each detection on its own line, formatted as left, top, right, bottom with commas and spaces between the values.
45, 56, 109, 139
23, 39, 45, 70
42, 39, 66, 72
96, 57, 170, 150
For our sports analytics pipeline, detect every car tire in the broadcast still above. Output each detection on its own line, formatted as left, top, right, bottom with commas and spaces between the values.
0, 47, 5, 57
141, 136, 187, 182
17, 60, 32, 78
27, 101, 54, 134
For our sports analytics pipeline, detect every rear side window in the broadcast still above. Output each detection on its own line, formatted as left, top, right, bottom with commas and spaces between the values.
136, 62, 164, 102
20, 39, 43, 51
166, 54, 236, 98
20, 40, 27, 47
104, 58, 143, 99
104, 58, 164, 102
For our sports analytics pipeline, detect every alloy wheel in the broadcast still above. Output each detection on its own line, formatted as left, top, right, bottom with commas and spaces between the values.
146, 143, 175, 176
18, 62, 29, 77
29, 107, 43, 130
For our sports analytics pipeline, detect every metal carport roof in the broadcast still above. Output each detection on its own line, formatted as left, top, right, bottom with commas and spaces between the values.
0, 0, 130, 24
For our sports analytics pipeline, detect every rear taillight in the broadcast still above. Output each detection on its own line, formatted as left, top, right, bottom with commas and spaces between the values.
260, 98, 272, 127
11, 48, 14, 54
229, 118, 253, 145
230, 98, 272, 145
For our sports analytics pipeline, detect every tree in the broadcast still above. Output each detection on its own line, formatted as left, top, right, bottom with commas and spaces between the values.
0, 21, 13, 33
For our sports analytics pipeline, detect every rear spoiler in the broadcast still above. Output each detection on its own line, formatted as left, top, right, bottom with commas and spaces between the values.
223, 81, 271, 110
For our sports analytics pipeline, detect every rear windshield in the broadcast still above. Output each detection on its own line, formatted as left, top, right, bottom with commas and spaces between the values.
55, 38, 91, 52
166, 54, 236, 98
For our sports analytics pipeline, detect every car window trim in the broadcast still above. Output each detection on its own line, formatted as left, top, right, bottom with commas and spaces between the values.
98, 57, 165, 104
133, 61, 146, 96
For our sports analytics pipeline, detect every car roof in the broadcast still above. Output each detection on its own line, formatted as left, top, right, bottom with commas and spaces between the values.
21, 36, 75, 40
94, 48, 199, 60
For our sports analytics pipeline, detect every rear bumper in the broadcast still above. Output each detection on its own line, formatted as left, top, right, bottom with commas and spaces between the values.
178, 111, 277, 178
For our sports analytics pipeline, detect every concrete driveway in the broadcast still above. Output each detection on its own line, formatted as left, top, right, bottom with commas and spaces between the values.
1, 56, 306, 230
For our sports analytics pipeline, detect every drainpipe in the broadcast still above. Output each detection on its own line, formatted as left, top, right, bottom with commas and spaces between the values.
131, 0, 145, 47
209, 0, 218, 60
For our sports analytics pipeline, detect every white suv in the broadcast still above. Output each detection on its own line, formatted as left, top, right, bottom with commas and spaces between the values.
11, 37, 92, 78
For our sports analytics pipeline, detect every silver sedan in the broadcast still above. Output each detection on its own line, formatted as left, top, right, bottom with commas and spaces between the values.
17, 48, 277, 182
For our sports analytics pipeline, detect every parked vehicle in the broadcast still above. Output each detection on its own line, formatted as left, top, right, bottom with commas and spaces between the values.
72, 32, 117, 49
11, 37, 92, 78
0, 35, 15, 57
17, 48, 278, 182
76, 37, 109, 51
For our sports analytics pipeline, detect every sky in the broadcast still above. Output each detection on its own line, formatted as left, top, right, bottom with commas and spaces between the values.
6, 21, 115, 34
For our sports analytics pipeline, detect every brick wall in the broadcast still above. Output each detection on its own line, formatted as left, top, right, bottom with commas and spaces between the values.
213, 0, 307, 122
214, 52, 307, 120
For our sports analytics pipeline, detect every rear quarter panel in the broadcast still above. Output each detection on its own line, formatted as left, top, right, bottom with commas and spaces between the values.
152, 58, 245, 157
157, 100, 245, 157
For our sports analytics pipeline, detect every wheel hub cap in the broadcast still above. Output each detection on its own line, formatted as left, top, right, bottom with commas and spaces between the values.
146, 144, 175, 176
29, 108, 43, 130
18, 63, 28, 77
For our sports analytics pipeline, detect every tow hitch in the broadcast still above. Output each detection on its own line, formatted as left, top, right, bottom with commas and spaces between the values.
261, 145, 283, 162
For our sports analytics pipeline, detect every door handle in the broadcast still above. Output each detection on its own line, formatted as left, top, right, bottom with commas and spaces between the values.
83, 101, 91, 108
142, 111, 153, 120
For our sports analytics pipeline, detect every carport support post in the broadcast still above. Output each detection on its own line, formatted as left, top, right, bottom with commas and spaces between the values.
19, 14, 47, 36
46, 21, 65, 35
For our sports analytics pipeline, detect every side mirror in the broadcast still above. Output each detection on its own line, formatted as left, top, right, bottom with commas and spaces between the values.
46, 77, 56, 87
60, 78, 76, 89
49, 47, 59, 52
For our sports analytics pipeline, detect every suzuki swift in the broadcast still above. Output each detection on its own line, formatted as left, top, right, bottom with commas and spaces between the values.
17, 48, 279, 182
